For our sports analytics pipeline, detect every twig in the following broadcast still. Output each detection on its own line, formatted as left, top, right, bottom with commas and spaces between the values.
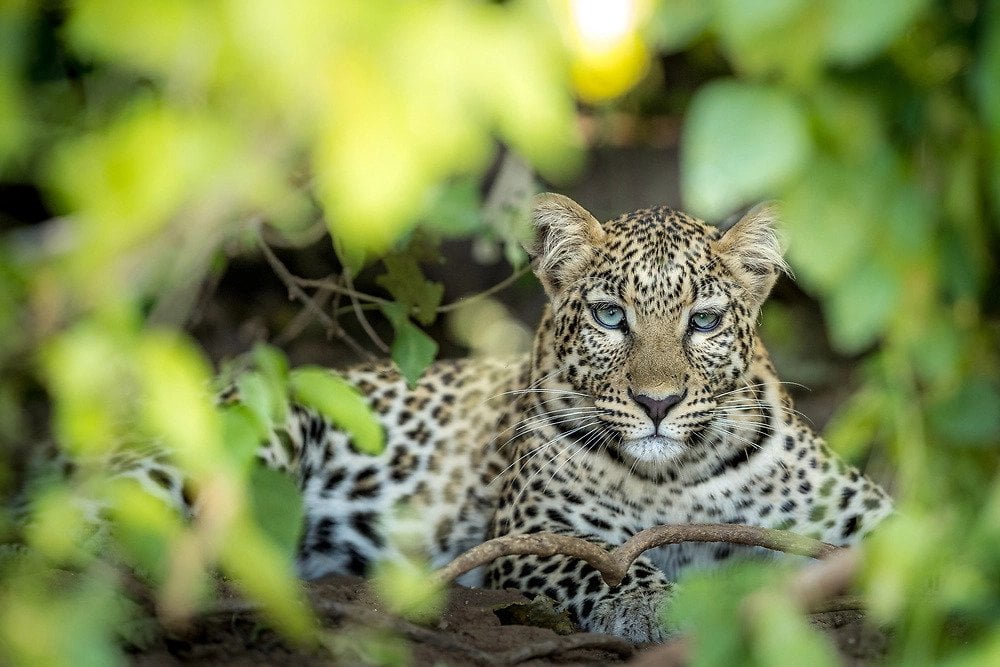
257, 237, 375, 361
435, 266, 530, 313
295, 276, 392, 306
343, 270, 390, 353
274, 285, 333, 345
435, 524, 839, 586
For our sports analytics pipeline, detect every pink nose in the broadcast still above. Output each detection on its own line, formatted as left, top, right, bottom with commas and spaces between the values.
628, 389, 683, 428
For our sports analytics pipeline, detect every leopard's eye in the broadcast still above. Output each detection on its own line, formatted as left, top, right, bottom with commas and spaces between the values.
690, 310, 722, 332
591, 304, 626, 330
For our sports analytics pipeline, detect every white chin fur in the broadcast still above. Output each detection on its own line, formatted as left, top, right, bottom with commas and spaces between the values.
621, 436, 685, 462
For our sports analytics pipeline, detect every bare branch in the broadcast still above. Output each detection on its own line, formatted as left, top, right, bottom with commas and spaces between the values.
343, 270, 390, 353
435, 265, 530, 313
435, 523, 839, 586
257, 237, 375, 361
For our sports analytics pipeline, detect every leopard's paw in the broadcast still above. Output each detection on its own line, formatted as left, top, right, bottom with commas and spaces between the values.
585, 584, 675, 644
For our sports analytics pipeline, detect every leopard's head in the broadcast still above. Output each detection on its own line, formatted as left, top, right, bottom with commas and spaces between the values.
525, 193, 787, 465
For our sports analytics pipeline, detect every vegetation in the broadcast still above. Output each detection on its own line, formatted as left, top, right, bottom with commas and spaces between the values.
0, 0, 997, 664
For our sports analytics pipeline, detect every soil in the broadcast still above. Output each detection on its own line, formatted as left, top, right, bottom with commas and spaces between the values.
128, 575, 889, 666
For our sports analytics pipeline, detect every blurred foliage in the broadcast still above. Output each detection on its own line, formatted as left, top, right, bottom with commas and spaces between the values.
659, 0, 1000, 664
0, 0, 998, 665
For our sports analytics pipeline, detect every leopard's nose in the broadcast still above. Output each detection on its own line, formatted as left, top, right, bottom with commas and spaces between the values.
628, 389, 683, 428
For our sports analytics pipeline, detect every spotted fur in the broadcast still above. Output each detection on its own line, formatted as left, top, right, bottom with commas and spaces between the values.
118, 194, 892, 642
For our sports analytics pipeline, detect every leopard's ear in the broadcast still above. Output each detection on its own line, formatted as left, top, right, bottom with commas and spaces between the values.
712, 202, 789, 304
524, 193, 606, 296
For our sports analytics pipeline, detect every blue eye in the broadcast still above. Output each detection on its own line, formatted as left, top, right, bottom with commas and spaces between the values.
591, 304, 626, 330
690, 310, 722, 332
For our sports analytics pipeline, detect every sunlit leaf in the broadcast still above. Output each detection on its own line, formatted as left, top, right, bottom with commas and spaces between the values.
380, 303, 438, 389
24, 487, 90, 565
135, 331, 223, 477
682, 80, 811, 218
252, 343, 290, 425
219, 403, 266, 469
288, 367, 384, 455
748, 594, 838, 667
106, 479, 186, 586
221, 513, 315, 641
371, 558, 445, 624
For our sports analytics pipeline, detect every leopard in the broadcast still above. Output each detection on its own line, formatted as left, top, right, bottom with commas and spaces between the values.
102, 193, 893, 643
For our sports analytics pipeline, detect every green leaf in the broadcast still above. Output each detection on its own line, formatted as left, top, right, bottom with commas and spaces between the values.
375, 253, 444, 326
824, 0, 928, 65
682, 80, 811, 219
248, 466, 304, 559
648, 0, 712, 53
781, 157, 884, 290
824, 387, 887, 459
713, 0, 825, 81
289, 367, 385, 455
824, 258, 900, 353
426, 178, 483, 236
667, 562, 788, 666
748, 595, 839, 667
234, 371, 274, 434
219, 403, 266, 469
221, 514, 315, 641
380, 303, 438, 388
252, 343, 290, 425
371, 558, 445, 624
930, 377, 1000, 446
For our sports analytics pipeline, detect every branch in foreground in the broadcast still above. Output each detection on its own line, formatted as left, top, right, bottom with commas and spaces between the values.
435, 523, 839, 586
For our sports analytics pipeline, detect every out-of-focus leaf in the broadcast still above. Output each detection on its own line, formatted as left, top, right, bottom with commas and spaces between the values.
667, 562, 788, 665
220, 403, 265, 468
748, 594, 838, 667
824, 258, 900, 353
862, 510, 948, 624
248, 466, 303, 559
107, 479, 185, 585
371, 558, 445, 624
380, 303, 438, 388
288, 367, 384, 455
425, 178, 483, 237
135, 331, 223, 477
24, 487, 90, 565
221, 513, 315, 641
233, 372, 272, 435
375, 253, 444, 326
824, 386, 887, 459
0, 10, 29, 167
0, 563, 128, 667
823, 0, 928, 65
682, 80, 810, 219
252, 343, 290, 425
930, 378, 1000, 446
713, 0, 824, 80
781, 157, 884, 290
42, 323, 129, 457
648, 0, 711, 53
